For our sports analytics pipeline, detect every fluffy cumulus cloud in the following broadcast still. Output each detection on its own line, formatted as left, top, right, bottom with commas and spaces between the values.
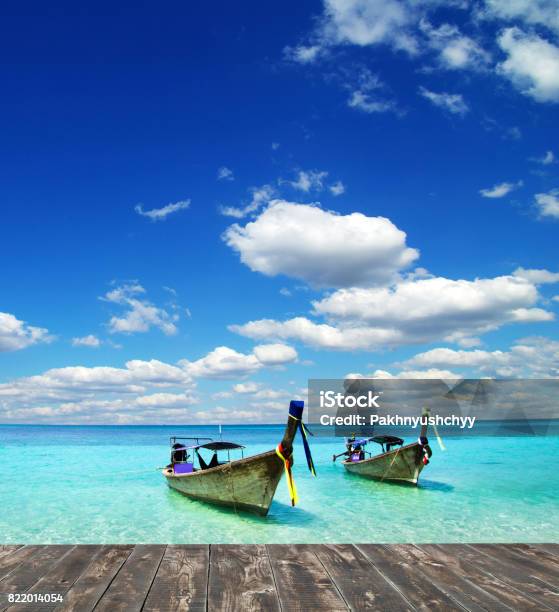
0, 312, 52, 352
180, 344, 298, 379
513, 267, 559, 284
319, 0, 420, 54
480, 180, 522, 198
482, 0, 559, 35
497, 28, 559, 103
102, 283, 179, 336
420, 20, 490, 70
252, 343, 298, 365
534, 190, 559, 218
419, 87, 469, 115
134, 200, 190, 221
223, 200, 419, 288
71, 334, 101, 348
0, 341, 299, 423
231, 275, 554, 351
402, 337, 559, 378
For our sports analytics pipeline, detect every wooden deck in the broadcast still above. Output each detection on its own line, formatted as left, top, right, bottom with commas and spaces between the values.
0, 544, 557, 611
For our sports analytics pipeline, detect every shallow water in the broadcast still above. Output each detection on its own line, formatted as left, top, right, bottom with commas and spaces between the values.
0, 424, 557, 543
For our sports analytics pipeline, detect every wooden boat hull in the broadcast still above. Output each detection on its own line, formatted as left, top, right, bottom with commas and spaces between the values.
163, 450, 284, 516
342, 442, 426, 485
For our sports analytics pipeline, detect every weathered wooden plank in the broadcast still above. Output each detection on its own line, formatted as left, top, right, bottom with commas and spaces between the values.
55, 545, 133, 612
0, 547, 44, 581
532, 543, 559, 557
392, 544, 512, 612
359, 544, 464, 611
470, 544, 559, 585
312, 544, 413, 611
6, 545, 102, 612
93, 545, 165, 612
0, 546, 72, 611
0, 549, 22, 562
143, 545, 208, 612
267, 544, 348, 611
421, 545, 556, 611
494, 544, 559, 575
208, 545, 279, 612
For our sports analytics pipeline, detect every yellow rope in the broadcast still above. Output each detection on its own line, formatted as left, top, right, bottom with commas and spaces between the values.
276, 444, 298, 506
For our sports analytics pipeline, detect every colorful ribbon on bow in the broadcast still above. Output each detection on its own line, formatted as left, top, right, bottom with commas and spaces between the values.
276, 442, 298, 506
277, 413, 316, 507
290, 413, 316, 477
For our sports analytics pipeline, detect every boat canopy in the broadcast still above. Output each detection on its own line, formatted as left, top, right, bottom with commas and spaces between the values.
370, 435, 404, 446
171, 439, 245, 452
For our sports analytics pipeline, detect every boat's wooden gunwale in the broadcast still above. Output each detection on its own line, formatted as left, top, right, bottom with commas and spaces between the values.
341, 441, 419, 466
163, 449, 276, 480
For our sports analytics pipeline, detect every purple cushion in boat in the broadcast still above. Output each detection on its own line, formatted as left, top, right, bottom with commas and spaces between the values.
174, 462, 194, 474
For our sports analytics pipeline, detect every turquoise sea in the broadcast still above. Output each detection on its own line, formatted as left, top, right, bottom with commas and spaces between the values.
0, 424, 558, 543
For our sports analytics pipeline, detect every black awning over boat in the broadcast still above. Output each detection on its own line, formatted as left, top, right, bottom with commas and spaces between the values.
172, 440, 245, 451
370, 435, 404, 446
197, 441, 245, 451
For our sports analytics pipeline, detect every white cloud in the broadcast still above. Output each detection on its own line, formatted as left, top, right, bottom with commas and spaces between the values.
219, 184, 275, 219
102, 283, 179, 336
232, 382, 261, 394
402, 336, 559, 377
482, 0, 559, 35
369, 368, 462, 380
231, 275, 554, 350
319, 0, 420, 55
181, 342, 298, 379
420, 20, 490, 70
72, 335, 101, 348
284, 44, 323, 63
0, 312, 53, 352
535, 190, 559, 218
217, 166, 234, 181
479, 180, 522, 198
532, 150, 555, 165
419, 87, 469, 115
178, 349, 245, 379
288, 170, 329, 192
347, 90, 397, 113
513, 267, 559, 284
134, 200, 190, 221
253, 343, 298, 365
497, 28, 559, 103
223, 200, 419, 288
329, 181, 346, 196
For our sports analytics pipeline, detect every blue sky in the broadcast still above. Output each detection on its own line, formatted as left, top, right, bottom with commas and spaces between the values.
1, 1, 559, 423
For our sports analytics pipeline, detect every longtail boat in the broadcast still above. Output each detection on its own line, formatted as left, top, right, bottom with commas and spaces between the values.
333, 417, 432, 485
162, 400, 315, 515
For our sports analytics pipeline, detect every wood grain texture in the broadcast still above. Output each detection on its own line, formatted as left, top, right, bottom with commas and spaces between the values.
392, 544, 512, 612
358, 544, 468, 611
54, 546, 133, 612
92, 545, 165, 612
208, 545, 279, 611
143, 545, 208, 612
421, 544, 555, 611
312, 544, 413, 611
0, 544, 556, 611
0, 546, 72, 612
267, 544, 348, 611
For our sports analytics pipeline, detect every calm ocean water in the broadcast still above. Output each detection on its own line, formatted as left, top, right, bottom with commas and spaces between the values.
0, 424, 557, 543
